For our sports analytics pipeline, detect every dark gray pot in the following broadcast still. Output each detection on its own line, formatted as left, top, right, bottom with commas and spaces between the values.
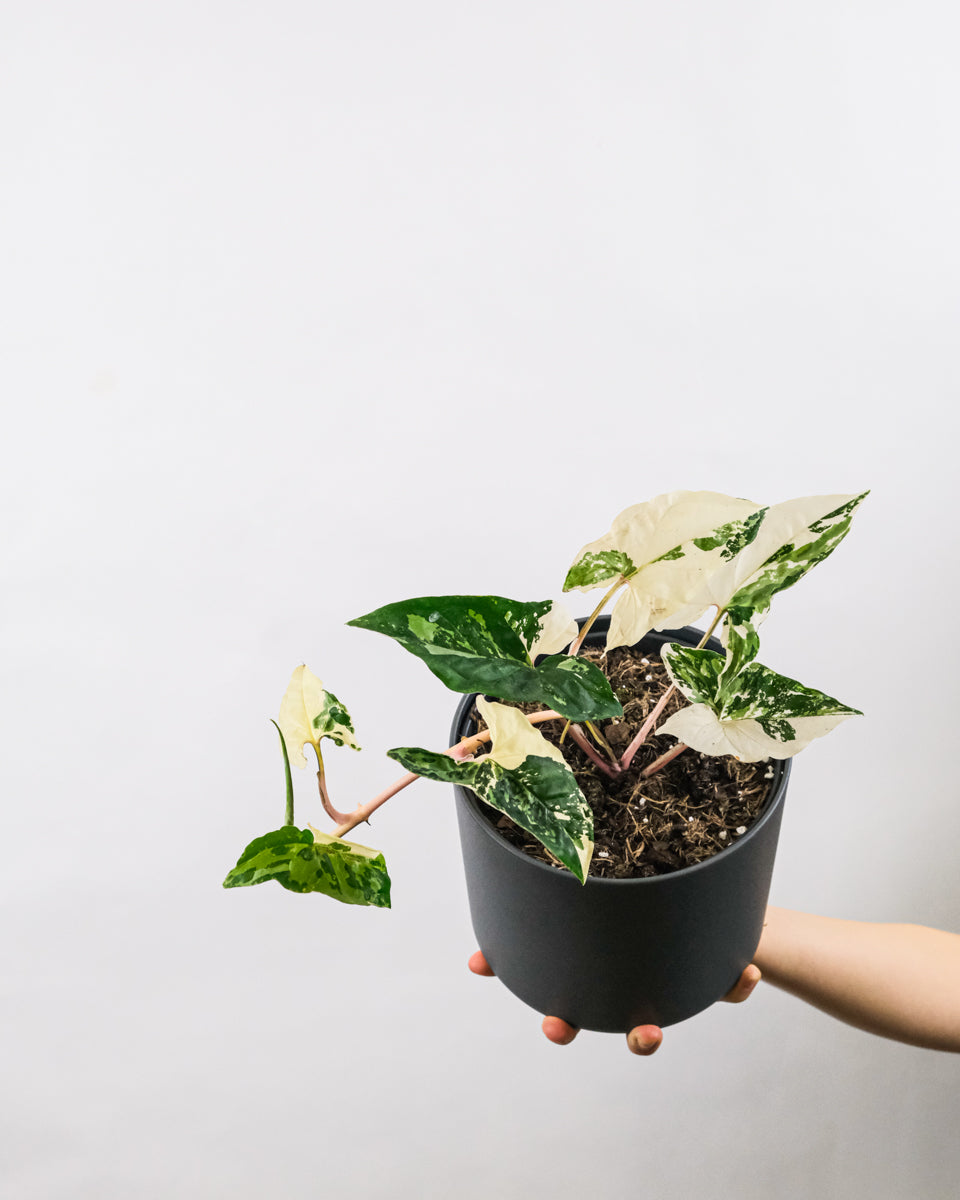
450, 620, 790, 1032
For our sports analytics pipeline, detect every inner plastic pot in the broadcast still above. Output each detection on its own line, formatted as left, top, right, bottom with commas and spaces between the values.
451, 618, 790, 1032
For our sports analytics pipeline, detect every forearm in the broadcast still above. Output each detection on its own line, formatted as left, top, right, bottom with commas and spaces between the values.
754, 906, 960, 1052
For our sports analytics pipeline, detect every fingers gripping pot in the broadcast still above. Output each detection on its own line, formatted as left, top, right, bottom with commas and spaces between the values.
450, 621, 790, 1033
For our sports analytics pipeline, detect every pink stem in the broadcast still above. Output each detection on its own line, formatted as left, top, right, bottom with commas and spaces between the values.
641, 742, 688, 778
621, 609, 723, 770
332, 708, 564, 838
619, 684, 677, 771
317, 769, 354, 825
568, 724, 620, 777
332, 771, 420, 838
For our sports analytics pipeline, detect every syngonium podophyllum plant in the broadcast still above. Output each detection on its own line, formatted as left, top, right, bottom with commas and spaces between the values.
223, 489, 868, 907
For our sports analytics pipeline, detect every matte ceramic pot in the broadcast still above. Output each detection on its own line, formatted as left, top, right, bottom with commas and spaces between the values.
450, 620, 790, 1032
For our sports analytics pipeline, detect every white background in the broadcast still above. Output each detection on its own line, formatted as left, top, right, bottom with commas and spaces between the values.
3, 3, 959, 1197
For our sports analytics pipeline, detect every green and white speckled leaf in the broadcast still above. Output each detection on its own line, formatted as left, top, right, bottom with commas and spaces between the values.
563, 548, 637, 591
388, 699, 594, 881
222, 825, 391, 906
682, 493, 869, 688
348, 595, 620, 723
525, 602, 579, 661
278, 665, 361, 768
659, 643, 861, 761
658, 643, 728, 708
563, 492, 764, 649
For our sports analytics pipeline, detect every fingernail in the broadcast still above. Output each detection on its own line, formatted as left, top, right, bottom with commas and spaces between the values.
628, 1034, 656, 1055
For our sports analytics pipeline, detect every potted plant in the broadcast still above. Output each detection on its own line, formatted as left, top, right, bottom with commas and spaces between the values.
223, 490, 867, 1031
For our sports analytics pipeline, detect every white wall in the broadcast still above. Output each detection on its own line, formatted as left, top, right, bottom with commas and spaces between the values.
3, 3, 958, 1197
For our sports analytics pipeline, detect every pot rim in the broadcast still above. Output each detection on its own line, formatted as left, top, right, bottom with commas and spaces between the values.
449, 621, 792, 889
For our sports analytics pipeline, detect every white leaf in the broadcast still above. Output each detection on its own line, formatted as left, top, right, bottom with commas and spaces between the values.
474, 697, 567, 772
657, 704, 856, 762
566, 491, 756, 587
608, 567, 718, 650
566, 491, 763, 649
278, 665, 360, 769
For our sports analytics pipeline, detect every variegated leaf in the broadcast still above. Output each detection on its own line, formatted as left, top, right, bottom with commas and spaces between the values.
685, 492, 869, 688
222, 825, 391, 906
658, 643, 727, 707
388, 698, 594, 881
348, 595, 620, 722
526, 602, 579, 661
563, 491, 765, 649
660, 643, 861, 761
278, 665, 361, 768
473, 695, 568, 770
657, 704, 857, 763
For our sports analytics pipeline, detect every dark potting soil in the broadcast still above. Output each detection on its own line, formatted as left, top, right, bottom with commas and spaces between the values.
470, 644, 774, 880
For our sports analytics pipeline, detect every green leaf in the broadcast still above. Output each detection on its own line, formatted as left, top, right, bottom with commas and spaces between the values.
563, 549, 637, 591
271, 719, 295, 827
222, 826, 391, 907
278, 665, 361, 768
563, 492, 765, 649
393, 748, 594, 882
310, 690, 358, 747
660, 643, 862, 761
527, 653, 623, 721
716, 605, 762, 693
348, 595, 621, 722
388, 698, 594, 881
657, 644, 727, 708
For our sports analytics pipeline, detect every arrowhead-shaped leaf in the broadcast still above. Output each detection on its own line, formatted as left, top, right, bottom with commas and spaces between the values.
659, 643, 861, 762
563, 492, 765, 649
222, 825, 391, 907
657, 643, 728, 707
348, 595, 620, 723
688, 492, 869, 687
388, 698, 594, 881
278, 666, 360, 768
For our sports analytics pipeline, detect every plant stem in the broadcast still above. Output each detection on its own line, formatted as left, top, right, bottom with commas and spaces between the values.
313, 744, 353, 825
569, 724, 621, 778
585, 719, 620, 767
332, 771, 420, 839
619, 689, 674, 771
641, 742, 688, 778
271, 720, 295, 827
568, 577, 627, 656
619, 607, 726, 771
695, 607, 725, 649
331, 708, 565, 838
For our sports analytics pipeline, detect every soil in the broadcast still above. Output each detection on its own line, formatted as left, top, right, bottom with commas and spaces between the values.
470, 644, 774, 879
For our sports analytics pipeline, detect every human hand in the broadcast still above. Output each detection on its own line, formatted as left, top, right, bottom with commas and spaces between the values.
467, 950, 761, 1055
